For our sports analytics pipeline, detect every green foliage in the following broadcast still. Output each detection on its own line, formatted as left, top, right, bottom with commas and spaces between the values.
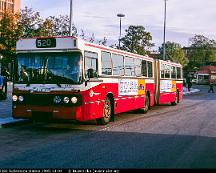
159, 41, 188, 66
0, 10, 19, 63
98, 37, 107, 46
120, 25, 154, 55
18, 6, 42, 38
187, 34, 216, 67
38, 15, 77, 36
79, 29, 107, 45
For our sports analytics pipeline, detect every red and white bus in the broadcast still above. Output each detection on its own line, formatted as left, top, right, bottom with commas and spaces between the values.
12, 36, 183, 124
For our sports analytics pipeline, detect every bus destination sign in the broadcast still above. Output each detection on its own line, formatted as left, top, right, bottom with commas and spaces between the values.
36, 38, 56, 48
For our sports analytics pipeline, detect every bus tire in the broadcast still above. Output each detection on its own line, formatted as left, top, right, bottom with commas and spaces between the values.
171, 91, 179, 106
96, 97, 112, 125
143, 94, 150, 114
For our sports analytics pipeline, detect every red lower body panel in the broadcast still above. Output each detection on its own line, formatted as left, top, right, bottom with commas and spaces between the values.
13, 105, 82, 121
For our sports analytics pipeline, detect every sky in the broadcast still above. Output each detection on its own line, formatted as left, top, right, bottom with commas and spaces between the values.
21, 0, 216, 51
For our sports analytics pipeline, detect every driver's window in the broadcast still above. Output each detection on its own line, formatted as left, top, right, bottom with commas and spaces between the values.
84, 51, 98, 79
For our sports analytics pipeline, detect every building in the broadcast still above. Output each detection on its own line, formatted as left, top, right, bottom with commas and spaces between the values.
0, 0, 20, 18
194, 66, 216, 84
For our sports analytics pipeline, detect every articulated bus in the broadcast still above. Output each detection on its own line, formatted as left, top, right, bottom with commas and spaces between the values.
12, 36, 183, 125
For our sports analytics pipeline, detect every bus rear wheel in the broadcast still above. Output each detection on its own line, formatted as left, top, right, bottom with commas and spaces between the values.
143, 94, 150, 114
96, 97, 112, 125
171, 91, 179, 106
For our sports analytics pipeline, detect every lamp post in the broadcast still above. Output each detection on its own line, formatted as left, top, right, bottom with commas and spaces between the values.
117, 13, 125, 49
69, 0, 73, 36
163, 0, 167, 60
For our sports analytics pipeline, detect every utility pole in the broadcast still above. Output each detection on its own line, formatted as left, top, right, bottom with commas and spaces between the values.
163, 0, 167, 60
69, 0, 73, 36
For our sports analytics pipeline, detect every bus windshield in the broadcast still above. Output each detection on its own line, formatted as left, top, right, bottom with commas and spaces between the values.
16, 52, 83, 85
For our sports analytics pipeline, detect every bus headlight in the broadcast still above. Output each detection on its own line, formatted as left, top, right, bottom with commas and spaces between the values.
71, 97, 78, 104
53, 96, 61, 104
12, 95, 18, 102
18, 96, 24, 102
63, 97, 70, 104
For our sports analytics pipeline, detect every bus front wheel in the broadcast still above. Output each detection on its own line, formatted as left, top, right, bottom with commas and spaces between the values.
96, 97, 112, 125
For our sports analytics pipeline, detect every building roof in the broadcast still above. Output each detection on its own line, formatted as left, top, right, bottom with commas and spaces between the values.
196, 66, 216, 74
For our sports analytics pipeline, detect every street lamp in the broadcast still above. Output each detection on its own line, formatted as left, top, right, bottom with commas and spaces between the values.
163, 0, 167, 60
69, 0, 73, 36
117, 13, 125, 49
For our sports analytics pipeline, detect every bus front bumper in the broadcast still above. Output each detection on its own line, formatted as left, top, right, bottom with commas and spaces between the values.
12, 105, 83, 121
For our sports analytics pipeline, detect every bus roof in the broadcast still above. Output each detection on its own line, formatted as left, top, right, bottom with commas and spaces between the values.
16, 36, 153, 61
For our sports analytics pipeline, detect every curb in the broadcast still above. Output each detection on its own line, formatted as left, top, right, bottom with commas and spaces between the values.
183, 89, 200, 95
0, 117, 30, 128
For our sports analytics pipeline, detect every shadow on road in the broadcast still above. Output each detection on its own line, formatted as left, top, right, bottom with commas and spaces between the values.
0, 124, 216, 169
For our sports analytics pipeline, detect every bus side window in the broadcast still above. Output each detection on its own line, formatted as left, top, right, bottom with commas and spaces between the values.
147, 61, 153, 78
171, 66, 177, 79
134, 59, 142, 76
160, 64, 165, 78
165, 65, 170, 78
101, 51, 112, 75
177, 67, 181, 79
142, 60, 147, 77
111, 54, 124, 76
125, 56, 135, 76
84, 51, 98, 79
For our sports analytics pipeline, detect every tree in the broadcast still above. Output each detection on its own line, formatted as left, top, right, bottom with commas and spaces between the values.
17, 6, 43, 38
38, 15, 77, 36
98, 37, 107, 46
18, 7, 77, 37
120, 25, 154, 55
159, 41, 188, 66
79, 29, 106, 45
187, 34, 216, 67
0, 10, 20, 63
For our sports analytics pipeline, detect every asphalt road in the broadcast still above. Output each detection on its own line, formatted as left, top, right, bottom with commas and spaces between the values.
0, 85, 216, 169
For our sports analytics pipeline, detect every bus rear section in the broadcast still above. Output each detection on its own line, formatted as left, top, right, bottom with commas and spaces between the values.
154, 60, 183, 105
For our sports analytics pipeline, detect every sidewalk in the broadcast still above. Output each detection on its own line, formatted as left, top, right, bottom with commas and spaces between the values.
183, 87, 200, 95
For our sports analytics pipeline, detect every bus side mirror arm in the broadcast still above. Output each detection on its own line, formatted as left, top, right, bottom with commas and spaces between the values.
85, 69, 94, 86
85, 80, 88, 87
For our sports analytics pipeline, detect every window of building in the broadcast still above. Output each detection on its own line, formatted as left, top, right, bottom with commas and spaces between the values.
111, 54, 124, 76
101, 51, 112, 75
